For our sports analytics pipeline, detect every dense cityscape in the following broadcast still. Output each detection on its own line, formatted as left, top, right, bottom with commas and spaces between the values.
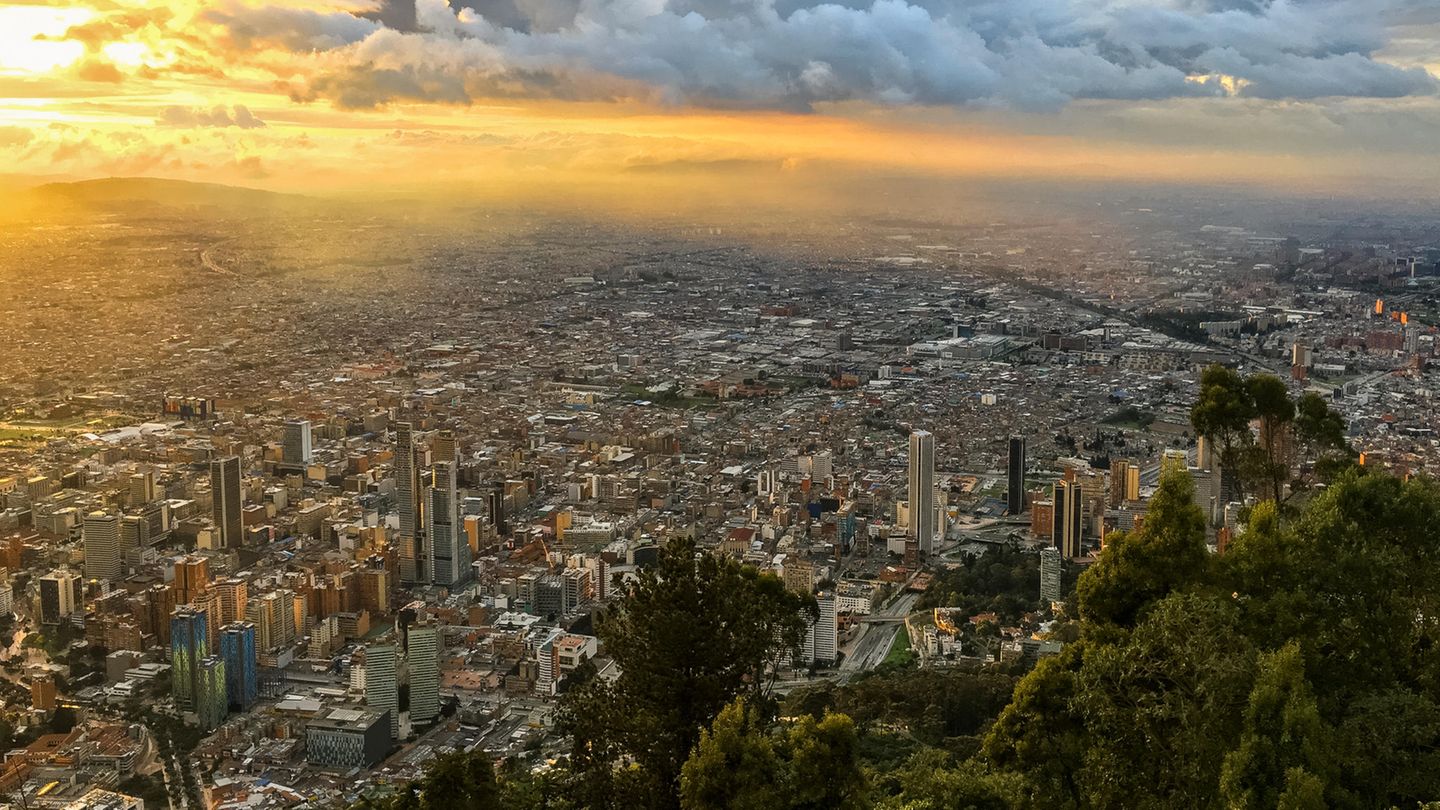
3, 0, 1440, 804
0, 176, 1437, 808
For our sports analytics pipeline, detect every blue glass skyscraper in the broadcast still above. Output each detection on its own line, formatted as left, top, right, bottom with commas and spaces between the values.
220, 621, 258, 711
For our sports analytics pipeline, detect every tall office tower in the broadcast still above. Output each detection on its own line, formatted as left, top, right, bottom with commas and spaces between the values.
171, 606, 208, 712
210, 456, 243, 549
129, 471, 156, 506
363, 643, 401, 738
1053, 481, 1084, 559
196, 655, 228, 730
1039, 547, 1063, 603
174, 556, 210, 605
219, 622, 258, 711
908, 431, 936, 555
214, 578, 248, 626
487, 482, 508, 537
403, 622, 441, 726
1007, 436, 1027, 515
38, 569, 81, 625
82, 512, 122, 581
282, 420, 313, 465
1109, 458, 1129, 506
426, 461, 469, 587
394, 422, 426, 585
1125, 463, 1141, 503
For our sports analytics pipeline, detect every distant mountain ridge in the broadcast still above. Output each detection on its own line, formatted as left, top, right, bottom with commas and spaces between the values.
25, 176, 307, 209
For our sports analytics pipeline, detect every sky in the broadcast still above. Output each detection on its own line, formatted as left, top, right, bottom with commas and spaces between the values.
1, 0, 1438, 196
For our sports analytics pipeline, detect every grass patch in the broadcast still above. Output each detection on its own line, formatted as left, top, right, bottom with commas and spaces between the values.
881, 627, 915, 669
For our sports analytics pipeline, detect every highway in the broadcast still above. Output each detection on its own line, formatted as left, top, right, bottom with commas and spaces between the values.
835, 591, 918, 684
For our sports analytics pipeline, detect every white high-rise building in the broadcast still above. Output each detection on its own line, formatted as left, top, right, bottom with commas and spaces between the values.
282, 420, 313, 465
1040, 547, 1063, 603
83, 512, 122, 581
813, 591, 838, 665
908, 431, 936, 555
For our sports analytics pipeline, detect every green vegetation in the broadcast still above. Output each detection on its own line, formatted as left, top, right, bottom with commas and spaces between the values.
918, 544, 1043, 623
1191, 365, 1353, 504
1100, 406, 1156, 429
879, 628, 914, 670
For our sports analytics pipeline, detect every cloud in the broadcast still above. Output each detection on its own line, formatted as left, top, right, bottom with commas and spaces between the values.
232, 0, 1437, 112
158, 105, 267, 129
75, 58, 123, 83
0, 126, 33, 148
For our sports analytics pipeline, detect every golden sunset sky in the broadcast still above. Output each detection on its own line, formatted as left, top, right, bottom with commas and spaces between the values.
1, 0, 1438, 194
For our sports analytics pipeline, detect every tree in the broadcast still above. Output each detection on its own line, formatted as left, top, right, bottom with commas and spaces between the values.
1246, 374, 1294, 502
784, 710, 866, 810
679, 698, 865, 810
1220, 642, 1332, 810
1292, 392, 1353, 488
415, 749, 501, 810
1075, 594, 1256, 809
982, 645, 1088, 809
872, 748, 1022, 810
558, 537, 816, 809
1190, 364, 1256, 500
1076, 467, 1208, 628
679, 699, 781, 810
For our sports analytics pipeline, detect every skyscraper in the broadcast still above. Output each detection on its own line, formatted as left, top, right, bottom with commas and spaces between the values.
196, 655, 228, 730
1053, 480, 1084, 559
82, 511, 121, 581
171, 606, 208, 712
363, 643, 400, 739
282, 419, 313, 465
1006, 436, 1027, 515
394, 422, 425, 585
426, 460, 469, 587
1040, 546, 1063, 603
220, 621, 258, 711
403, 620, 440, 727
487, 481, 508, 537
1109, 458, 1129, 506
210, 456, 243, 549
908, 430, 936, 555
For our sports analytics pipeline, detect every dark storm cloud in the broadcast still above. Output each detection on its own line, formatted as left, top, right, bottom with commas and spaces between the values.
272, 0, 1440, 109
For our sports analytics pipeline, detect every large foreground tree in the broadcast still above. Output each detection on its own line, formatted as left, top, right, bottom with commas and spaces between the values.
558, 537, 816, 809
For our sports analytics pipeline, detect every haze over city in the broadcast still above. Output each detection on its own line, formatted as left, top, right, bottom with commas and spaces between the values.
2, 2, 1440, 810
